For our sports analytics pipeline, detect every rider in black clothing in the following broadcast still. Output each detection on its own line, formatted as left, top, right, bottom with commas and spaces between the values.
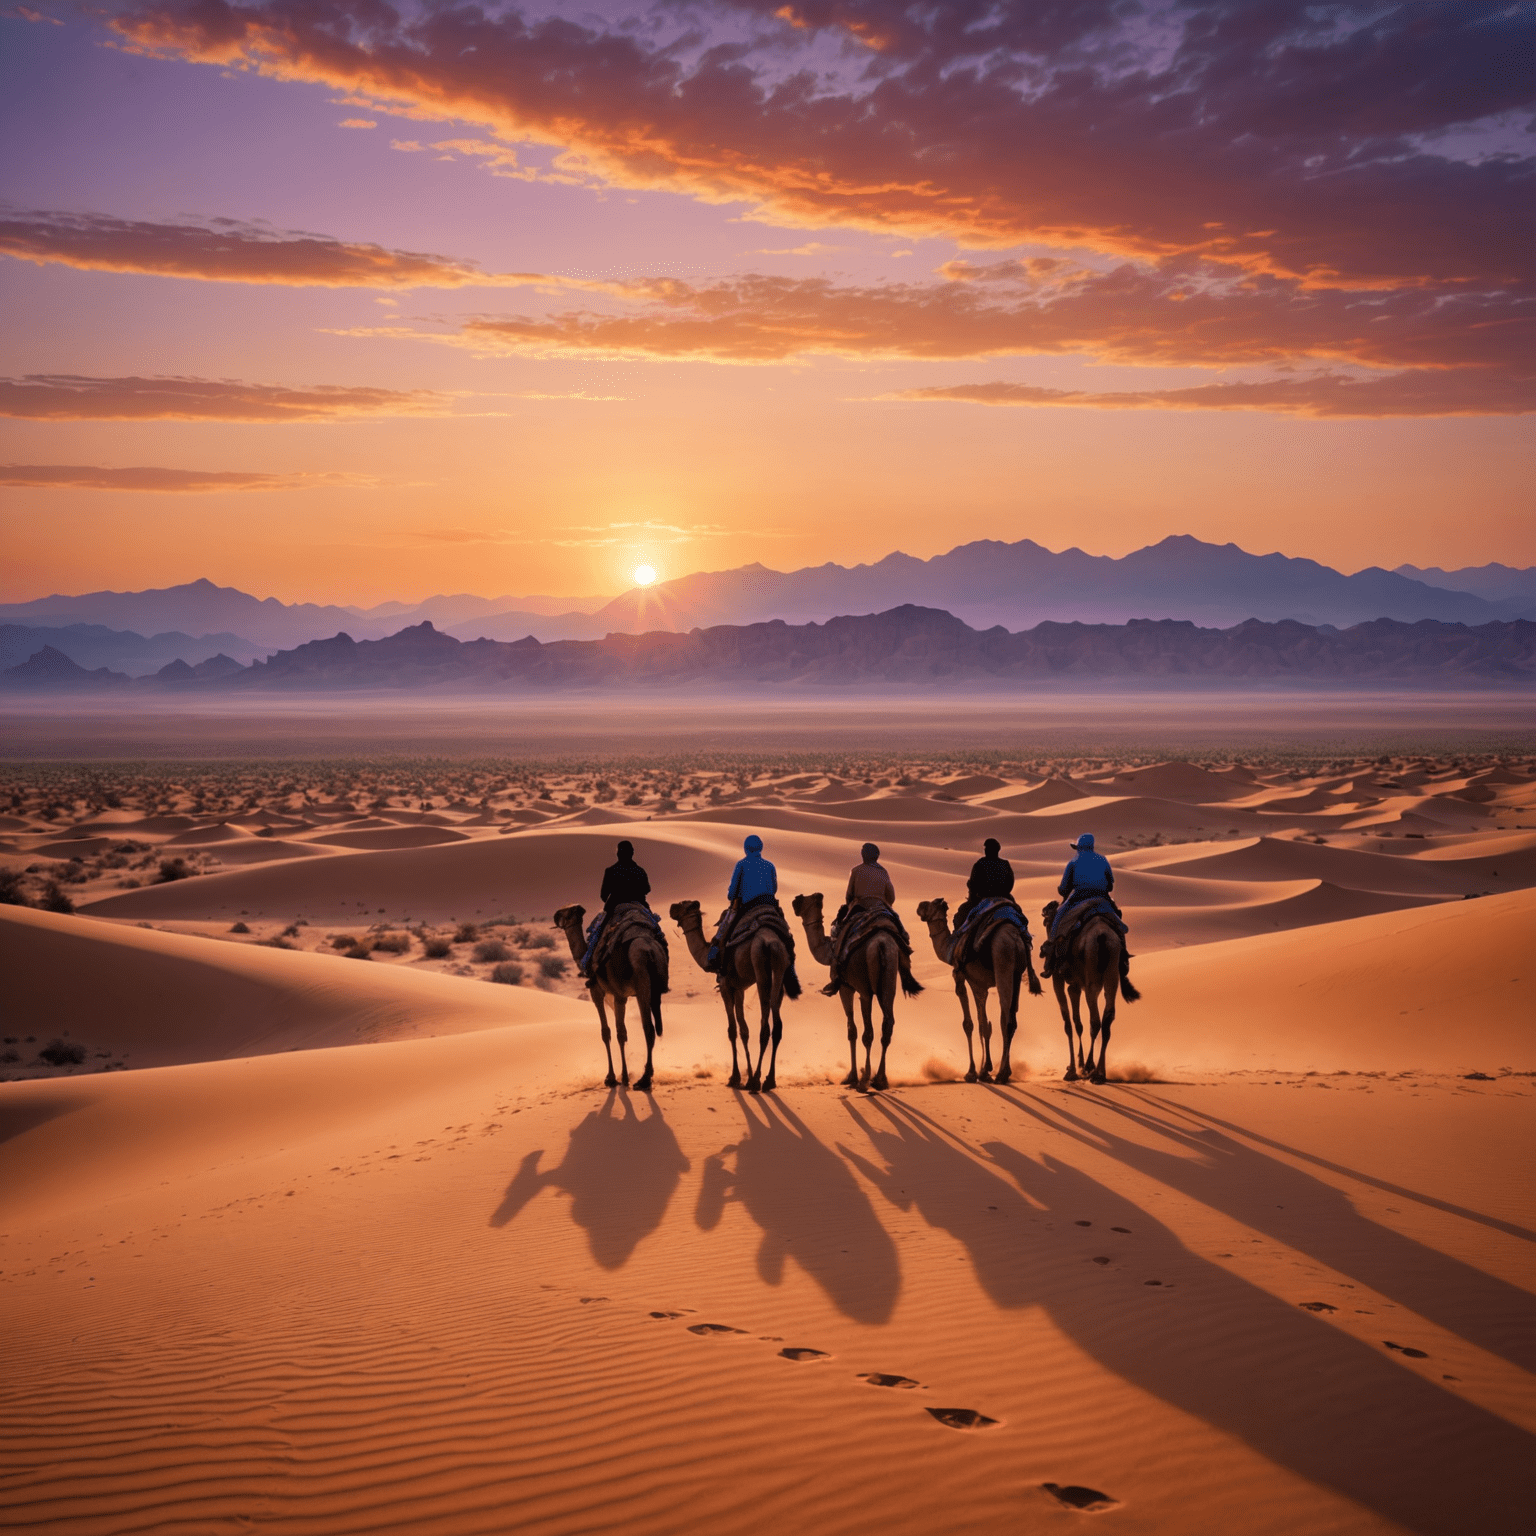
582, 841, 653, 974
953, 838, 1014, 928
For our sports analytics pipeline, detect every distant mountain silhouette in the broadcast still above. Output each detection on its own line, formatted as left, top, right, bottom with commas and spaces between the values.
2, 644, 130, 689
10, 609, 1524, 692
5, 541, 1529, 656
449, 536, 1529, 640
0, 622, 263, 676
1393, 562, 1536, 608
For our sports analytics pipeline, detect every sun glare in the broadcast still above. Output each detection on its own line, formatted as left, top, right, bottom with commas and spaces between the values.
633, 564, 657, 586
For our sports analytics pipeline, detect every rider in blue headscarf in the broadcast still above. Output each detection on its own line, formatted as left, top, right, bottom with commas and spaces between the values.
709, 833, 777, 970
1040, 833, 1115, 977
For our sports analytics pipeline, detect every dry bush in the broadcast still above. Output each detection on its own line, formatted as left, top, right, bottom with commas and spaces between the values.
229, 921, 250, 934
454, 922, 480, 943
156, 857, 191, 883
523, 931, 555, 951
39, 1039, 87, 1067
260, 935, 296, 950
330, 933, 359, 950
0, 870, 28, 907
538, 954, 569, 979
39, 882, 74, 914
423, 936, 452, 959
473, 938, 510, 963
490, 961, 524, 985
371, 931, 411, 954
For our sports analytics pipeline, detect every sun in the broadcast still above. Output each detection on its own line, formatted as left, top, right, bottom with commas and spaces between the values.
633, 564, 657, 587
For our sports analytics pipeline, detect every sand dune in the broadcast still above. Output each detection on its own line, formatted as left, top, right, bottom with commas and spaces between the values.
307, 825, 472, 849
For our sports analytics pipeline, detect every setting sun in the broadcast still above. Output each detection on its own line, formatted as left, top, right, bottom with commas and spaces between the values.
633, 565, 657, 587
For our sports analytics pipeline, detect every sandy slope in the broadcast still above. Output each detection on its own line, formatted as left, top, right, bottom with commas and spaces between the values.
4, 754, 1534, 1534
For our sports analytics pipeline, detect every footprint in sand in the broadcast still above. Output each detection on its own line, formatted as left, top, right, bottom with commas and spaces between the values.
1298, 1301, 1337, 1313
1111, 1226, 1131, 1233
1075, 1219, 1092, 1227
688, 1322, 749, 1336
648, 1309, 693, 1319
1091, 1256, 1111, 1266
779, 1347, 831, 1362
926, 1407, 999, 1430
860, 1373, 920, 1390
1383, 1340, 1429, 1358
578, 1296, 609, 1304
1042, 1482, 1118, 1511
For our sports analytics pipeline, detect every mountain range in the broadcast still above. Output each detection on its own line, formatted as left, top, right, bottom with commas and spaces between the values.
1, 537, 1532, 675
7, 609, 1531, 692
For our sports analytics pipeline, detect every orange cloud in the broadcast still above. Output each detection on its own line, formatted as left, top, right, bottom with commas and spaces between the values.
110, 2, 1533, 287
0, 464, 380, 490
0, 210, 547, 289
345, 261, 1533, 414
0, 375, 452, 421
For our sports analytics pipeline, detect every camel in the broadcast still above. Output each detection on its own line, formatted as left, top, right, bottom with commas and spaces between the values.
792, 892, 921, 1092
553, 904, 669, 1092
669, 900, 800, 1092
1041, 899, 1140, 1084
915, 897, 1041, 1084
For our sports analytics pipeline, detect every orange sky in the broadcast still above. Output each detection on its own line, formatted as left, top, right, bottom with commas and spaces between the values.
1, 3, 1531, 603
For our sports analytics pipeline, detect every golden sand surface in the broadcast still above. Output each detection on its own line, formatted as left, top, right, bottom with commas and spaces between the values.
2, 735, 1533, 1533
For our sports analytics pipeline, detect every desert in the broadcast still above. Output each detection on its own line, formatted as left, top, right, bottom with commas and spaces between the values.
3, 718, 1534, 1534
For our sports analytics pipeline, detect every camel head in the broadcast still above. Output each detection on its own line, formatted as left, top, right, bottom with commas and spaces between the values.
1041, 900, 1059, 925
916, 897, 949, 929
791, 891, 823, 922
668, 899, 701, 928
552, 903, 586, 933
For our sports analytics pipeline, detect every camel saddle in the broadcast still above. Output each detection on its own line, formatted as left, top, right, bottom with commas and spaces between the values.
951, 895, 1032, 972
1051, 895, 1128, 947
823, 902, 914, 996
587, 901, 668, 986
713, 897, 797, 966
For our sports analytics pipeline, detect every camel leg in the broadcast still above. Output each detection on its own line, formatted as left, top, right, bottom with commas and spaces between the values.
747, 943, 774, 1094
871, 987, 894, 1092
1054, 976, 1078, 1081
973, 983, 995, 1082
1090, 979, 1117, 1085
994, 950, 1018, 1085
633, 971, 656, 1094
723, 982, 748, 1089
841, 990, 860, 1089
762, 978, 784, 1094
1069, 985, 1087, 1074
1082, 984, 1104, 1082
858, 990, 876, 1092
954, 974, 980, 1082
592, 988, 617, 1088
612, 993, 631, 1087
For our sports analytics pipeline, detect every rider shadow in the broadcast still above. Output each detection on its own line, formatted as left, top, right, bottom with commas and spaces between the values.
838, 1095, 1535, 1536
490, 1090, 689, 1271
695, 1093, 900, 1325
1009, 1087, 1536, 1375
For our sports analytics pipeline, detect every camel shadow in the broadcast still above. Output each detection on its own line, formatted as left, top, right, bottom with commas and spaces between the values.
839, 1095, 1535, 1536
695, 1092, 899, 1325
490, 1090, 689, 1270
1006, 1086, 1536, 1374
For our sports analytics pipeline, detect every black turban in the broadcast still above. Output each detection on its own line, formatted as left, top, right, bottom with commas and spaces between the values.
860, 842, 880, 863
983, 838, 1000, 856
616, 840, 635, 860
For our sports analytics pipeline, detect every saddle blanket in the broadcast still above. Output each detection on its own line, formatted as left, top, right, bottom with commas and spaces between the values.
951, 896, 1031, 971
583, 902, 668, 980
709, 897, 796, 970
1050, 895, 1127, 944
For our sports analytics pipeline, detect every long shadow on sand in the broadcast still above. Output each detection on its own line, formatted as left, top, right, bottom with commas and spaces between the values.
1006, 1086, 1536, 1374
839, 1094, 1534, 1536
695, 1092, 899, 1325
490, 1090, 689, 1270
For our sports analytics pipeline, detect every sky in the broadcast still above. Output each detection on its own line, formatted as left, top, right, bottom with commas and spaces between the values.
0, 0, 1532, 605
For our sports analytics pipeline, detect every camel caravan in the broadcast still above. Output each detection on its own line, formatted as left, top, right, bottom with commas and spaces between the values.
557, 831, 1139, 1094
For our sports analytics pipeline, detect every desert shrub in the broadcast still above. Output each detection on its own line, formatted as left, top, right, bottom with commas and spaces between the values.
330, 933, 360, 950
524, 931, 556, 951
156, 857, 191, 883
454, 922, 480, 943
490, 961, 525, 985
473, 938, 510, 963
538, 954, 569, 979
39, 882, 74, 914
423, 937, 452, 959
281, 922, 302, 938
344, 946, 371, 961
260, 935, 296, 950
230, 921, 250, 934
371, 931, 411, 954
0, 1049, 18, 1064
0, 870, 28, 907
39, 1039, 87, 1067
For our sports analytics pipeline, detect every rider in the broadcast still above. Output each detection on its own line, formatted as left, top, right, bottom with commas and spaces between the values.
708, 833, 777, 970
580, 840, 653, 975
953, 837, 1014, 929
845, 841, 895, 912
1040, 833, 1114, 979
